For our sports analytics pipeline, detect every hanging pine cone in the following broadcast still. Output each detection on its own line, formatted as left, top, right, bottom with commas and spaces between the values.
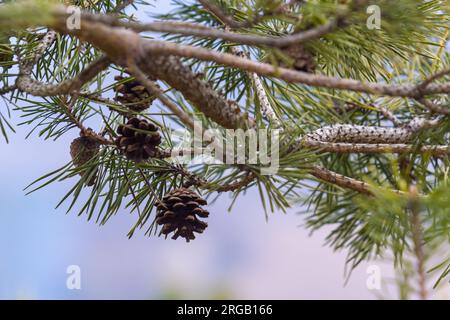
113, 75, 158, 112
70, 131, 99, 186
155, 188, 209, 242
280, 44, 316, 73
115, 117, 161, 162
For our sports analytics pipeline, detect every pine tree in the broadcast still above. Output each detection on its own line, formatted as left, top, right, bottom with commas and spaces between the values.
0, 0, 449, 299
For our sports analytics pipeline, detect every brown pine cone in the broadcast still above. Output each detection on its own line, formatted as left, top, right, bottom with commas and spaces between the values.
113, 75, 158, 112
155, 188, 209, 242
280, 44, 316, 73
115, 117, 162, 162
70, 133, 99, 186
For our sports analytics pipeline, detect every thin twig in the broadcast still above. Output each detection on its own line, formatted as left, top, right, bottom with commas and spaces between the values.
378, 106, 402, 127
230, 47, 281, 126
128, 62, 232, 163
309, 165, 372, 195
80, 11, 343, 48
113, 0, 135, 13
79, 92, 119, 106
57, 95, 114, 146
19, 30, 57, 75
250, 71, 281, 126
418, 98, 450, 117
417, 67, 450, 93
302, 141, 450, 156
213, 171, 256, 192
197, 0, 245, 29
25, 6, 448, 197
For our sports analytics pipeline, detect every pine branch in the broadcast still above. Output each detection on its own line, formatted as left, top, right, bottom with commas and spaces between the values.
302, 141, 450, 156
17, 54, 111, 96
197, 0, 246, 29
303, 119, 440, 145
19, 30, 57, 75
229, 47, 281, 126
418, 99, 450, 117
80, 1, 346, 47
417, 67, 450, 93
309, 165, 372, 195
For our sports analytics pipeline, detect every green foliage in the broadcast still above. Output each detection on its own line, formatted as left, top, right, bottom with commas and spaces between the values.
0, 0, 57, 31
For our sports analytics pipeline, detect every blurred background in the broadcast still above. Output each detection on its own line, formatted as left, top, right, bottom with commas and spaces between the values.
0, 1, 449, 300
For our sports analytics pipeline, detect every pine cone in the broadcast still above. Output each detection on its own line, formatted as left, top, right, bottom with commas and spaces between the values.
281, 44, 316, 73
155, 188, 209, 242
113, 75, 158, 112
70, 134, 99, 186
115, 117, 161, 162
